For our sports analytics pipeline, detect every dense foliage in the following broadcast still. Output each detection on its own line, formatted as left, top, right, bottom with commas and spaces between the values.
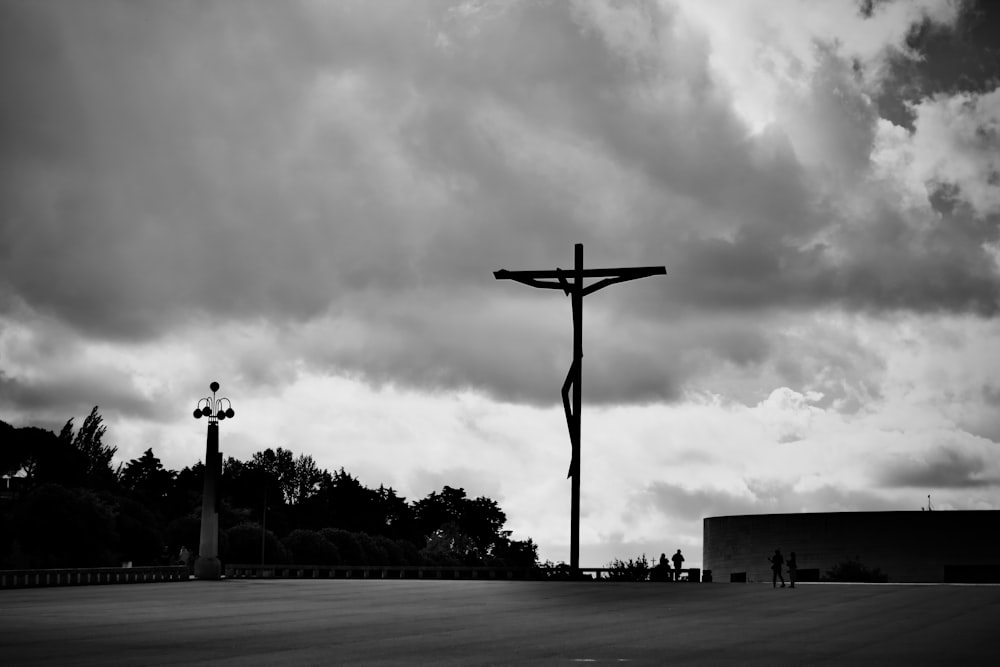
824, 558, 888, 583
604, 554, 652, 581
0, 409, 538, 570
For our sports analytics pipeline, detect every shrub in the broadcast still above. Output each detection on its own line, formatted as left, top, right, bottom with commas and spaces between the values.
355, 532, 389, 565
604, 554, 651, 582
421, 547, 463, 567
374, 535, 405, 565
282, 529, 340, 565
825, 558, 888, 583
491, 538, 539, 568
222, 522, 289, 564
540, 561, 577, 580
395, 539, 424, 566
320, 528, 364, 565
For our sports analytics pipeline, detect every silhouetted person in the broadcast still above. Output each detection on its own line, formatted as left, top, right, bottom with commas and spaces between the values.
769, 549, 785, 588
654, 553, 669, 581
179, 545, 191, 567
671, 549, 685, 581
788, 551, 797, 588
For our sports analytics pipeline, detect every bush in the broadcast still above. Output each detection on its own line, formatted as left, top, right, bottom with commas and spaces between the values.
395, 539, 424, 566
421, 547, 463, 567
355, 532, 389, 565
282, 529, 340, 565
320, 529, 364, 565
604, 554, 651, 582
540, 561, 577, 580
222, 522, 289, 564
825, 558, 888, 583
372, 535, 405, 565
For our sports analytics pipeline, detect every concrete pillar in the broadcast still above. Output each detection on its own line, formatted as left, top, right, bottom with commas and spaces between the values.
195, 423, 221, 580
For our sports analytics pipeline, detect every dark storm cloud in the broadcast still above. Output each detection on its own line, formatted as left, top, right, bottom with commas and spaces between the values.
877, 444, 1000, 488
0, 312, 173, 421
874, 0, 1000, 128
0, 370, 164, 422
2, 0, 998, 407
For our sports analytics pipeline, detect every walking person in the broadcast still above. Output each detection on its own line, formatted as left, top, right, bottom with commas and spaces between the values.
788, 551, 797, 588
671, 549, 685, 581
768, 549, 785, 588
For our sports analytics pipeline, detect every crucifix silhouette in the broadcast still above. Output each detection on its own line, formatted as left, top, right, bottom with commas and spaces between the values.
495, 243, 666, 573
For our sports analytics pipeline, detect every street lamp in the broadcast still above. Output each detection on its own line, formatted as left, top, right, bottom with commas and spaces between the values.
192, 381, 235, 580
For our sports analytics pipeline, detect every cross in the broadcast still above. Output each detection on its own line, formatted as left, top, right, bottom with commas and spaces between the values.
495, 243, 666, 573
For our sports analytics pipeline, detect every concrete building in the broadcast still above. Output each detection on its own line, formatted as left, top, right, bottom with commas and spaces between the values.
703, 511, 1000, 583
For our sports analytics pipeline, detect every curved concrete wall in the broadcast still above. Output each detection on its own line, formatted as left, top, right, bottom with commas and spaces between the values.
703, 511, 1000, 583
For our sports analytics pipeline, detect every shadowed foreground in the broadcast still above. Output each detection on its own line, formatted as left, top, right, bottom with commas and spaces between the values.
1, 580, 997, 665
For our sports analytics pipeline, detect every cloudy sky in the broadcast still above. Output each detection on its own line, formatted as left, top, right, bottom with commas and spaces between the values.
3, 0, 999, 568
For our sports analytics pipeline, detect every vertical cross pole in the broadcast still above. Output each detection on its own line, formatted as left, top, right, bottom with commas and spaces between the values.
570, 242, 583, 572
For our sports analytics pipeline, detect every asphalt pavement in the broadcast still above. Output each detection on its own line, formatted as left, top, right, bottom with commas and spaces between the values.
1, 579, 997, 665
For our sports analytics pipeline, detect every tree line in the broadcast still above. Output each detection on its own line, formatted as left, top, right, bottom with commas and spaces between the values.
0, 407, 538, 570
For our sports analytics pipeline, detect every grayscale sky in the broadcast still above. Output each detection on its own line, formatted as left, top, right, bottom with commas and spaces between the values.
2, 0, 999, 567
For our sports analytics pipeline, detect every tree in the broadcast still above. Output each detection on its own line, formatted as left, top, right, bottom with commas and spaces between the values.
307, 469, 394, 534
119, 448, 176, 512
60, 407, 119, 490
376, 485, 414, 540
412, 486, 508, 562
8, 425, 88, 490
421, 523, 478, 565
114, 496, 164, 565
289, 454, 324, 506
0, 420, 20, 476
492, 536, 539, 568
12, 484, 117, 567
250, 448, 297, 504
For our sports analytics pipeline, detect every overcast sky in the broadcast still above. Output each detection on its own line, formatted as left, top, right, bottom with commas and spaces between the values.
2, 0, 999, 568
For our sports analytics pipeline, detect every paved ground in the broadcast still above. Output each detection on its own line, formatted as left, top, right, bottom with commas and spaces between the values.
1, 579, 998, 665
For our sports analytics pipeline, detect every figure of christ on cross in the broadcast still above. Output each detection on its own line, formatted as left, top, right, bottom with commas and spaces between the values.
495, 243, 666, 574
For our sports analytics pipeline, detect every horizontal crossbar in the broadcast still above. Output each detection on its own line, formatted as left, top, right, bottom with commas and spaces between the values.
494, 266, 666, 280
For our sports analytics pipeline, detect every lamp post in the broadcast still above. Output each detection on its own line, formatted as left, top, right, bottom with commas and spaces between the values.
192, 381, 235, 580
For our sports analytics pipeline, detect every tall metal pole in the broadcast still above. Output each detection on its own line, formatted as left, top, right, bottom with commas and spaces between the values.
494, 244, 665, 576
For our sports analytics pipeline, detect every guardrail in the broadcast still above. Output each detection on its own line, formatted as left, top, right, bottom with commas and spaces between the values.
0, 566, 189, 589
